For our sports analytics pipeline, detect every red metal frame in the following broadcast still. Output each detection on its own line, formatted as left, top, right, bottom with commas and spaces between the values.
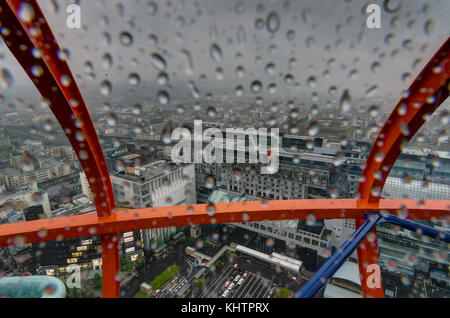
0, 199, 446, 247
355, 38, 450, 298
0, 1, 448, 298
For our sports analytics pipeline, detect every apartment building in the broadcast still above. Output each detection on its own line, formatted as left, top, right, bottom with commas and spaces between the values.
110, 160, 196, 254
197, 134, 449, 273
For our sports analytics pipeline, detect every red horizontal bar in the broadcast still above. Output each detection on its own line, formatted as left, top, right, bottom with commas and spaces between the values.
0, 199, 447, 247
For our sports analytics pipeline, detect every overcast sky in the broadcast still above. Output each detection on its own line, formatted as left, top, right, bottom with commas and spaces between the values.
1, 0, 449, 109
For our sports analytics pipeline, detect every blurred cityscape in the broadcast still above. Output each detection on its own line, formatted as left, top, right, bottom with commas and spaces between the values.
0, 0, 449, 299
0, 95, 448, 298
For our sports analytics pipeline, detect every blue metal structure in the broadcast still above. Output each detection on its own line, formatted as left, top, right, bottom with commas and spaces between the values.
295, 213, 450, 298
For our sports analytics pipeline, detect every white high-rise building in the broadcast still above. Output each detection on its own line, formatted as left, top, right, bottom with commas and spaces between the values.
110, 160, 196, 249
79, 172, 92, 202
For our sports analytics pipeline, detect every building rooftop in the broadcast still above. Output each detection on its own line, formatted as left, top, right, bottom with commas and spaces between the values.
208, 189, 257, 203
112, 160, 187, 183
297, 219, 325, 235
382, 177, 450, 200
120, 154, 142, 161
193, 267, 207, 279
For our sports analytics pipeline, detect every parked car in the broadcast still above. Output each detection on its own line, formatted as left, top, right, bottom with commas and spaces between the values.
224, 280, 231, 288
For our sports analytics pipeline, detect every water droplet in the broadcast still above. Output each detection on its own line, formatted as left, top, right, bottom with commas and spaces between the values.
284, 74, 294, 85
100, 80, 112, 96
57, 48, 70, 61
148, 1, 158, 15
307, 121, 319, 136
371, 61, 381, 73
31, 48, 43, 59
150, 52, 167, 71
397, 103, 407, 116
235, 85, 244, 96
119, 31, 133, 46
207, 203, 216, 216
340, 89, 352, 113
31, 65, 43, 77
424, 19, 434, 35
306, 213, 316, 226
18, 3, 35, 23
374, 151, 385, 163
106, 113, 117, 126
236, 65, 245, 78
157, 90, 169, 105
368, 105, 380, 118
188, 81, 200, 98
266, 11, 280, 33
0, 68, 14, 89
102, 53, 113, 69
181, 49, 194, 75
333, 152, 346, 167
157, 72, 169, 85
307, 76, 317, 88
207, 106, 217, 118
205, 175, 215, 189
365, 85, 378, 97
215, 67, 224, 80
128, 73, 140, 86
132, 104, 142, 115
286, 29, 295, 41
250, 80, 262, 93
209, 43, 222, 62
60, 74, 71, 87
102, 32, 111, 46
265, 63, 275, 76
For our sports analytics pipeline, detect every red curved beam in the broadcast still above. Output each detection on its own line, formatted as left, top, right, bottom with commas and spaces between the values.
356, 38, 450, 298
358, 38, 450, 203
0, 0, 119, 297
0, 0, 115, 216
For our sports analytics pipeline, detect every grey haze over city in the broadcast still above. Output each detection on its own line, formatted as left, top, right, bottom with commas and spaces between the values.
1, 0, 450, 108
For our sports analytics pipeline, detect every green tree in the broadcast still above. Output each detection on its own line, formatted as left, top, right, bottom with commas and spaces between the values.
136, 254, 145, 271
120, 255, 134, 272
150, 265, 180, 290
215, 259, 224, 268
274, 288, 293, 298
193, 279, 204, 289
188, 237, 196, 245
134, 291, 149, 298
119, 255, 127, 268
93, 273, 102, 288
164, 233, 170, 241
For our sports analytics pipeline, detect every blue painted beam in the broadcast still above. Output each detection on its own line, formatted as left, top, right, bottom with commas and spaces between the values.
294, 214, 383, 298
382, 214, 450, 243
